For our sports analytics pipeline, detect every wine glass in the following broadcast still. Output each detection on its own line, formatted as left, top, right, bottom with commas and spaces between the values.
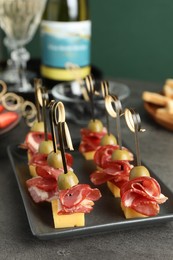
0, 0, 47, 92
0, 36, 36, 85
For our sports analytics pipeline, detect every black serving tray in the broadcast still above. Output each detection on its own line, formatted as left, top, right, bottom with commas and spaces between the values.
7, 144, 173, 240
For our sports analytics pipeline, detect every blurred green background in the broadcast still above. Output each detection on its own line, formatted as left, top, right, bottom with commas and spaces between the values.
1, 0, 173, 83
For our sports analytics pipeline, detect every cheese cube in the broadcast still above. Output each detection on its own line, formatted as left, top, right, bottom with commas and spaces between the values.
83, 151, 95, 160
107, 181, 120, 198
121, 202, 147, 219
51, 200, 85, 228
27, 152, 37, 177
29, 165, 37, 177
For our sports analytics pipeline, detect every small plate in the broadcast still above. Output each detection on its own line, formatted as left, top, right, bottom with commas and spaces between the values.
144, 101, 173, 131
7, 144, 173, 240
52, 80, 130, 125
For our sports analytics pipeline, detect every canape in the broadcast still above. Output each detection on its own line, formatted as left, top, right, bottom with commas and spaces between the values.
90, 142, 134, 198
26, 100, 102, 229
79, 119, 107, 160
120, 166, 168, 218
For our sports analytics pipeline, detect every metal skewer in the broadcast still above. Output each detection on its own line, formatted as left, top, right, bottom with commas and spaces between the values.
85, 75, 95, 120
105, 94, 123, 149
101, 80, 110, 134
37, 86, 49, 141
53, 101, 74, 174
124, 108, 146, 166
48, 100, 57, 153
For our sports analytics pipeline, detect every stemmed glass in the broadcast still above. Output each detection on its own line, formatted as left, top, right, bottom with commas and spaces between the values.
0, 36, 36, 85
0, 0, 47, 92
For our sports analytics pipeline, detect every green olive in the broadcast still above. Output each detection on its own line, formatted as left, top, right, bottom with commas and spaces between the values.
58, 171, 79, 190
87, 119, 103, 132
47, 150, 63, 169
112, 149, 131, 161
31, 121, 44, 132
38, 140, 54, 154
100, 133, 117, 146
129, 166, 150, 180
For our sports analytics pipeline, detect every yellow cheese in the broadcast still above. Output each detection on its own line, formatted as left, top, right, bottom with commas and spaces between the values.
27, 151, 31, 161
29, 165, 37, 177
27, 152, 37, 177
51, 199, 85, 228
107, 181, 120, 198
121, 202, 148, 219
83, 151, 95, 160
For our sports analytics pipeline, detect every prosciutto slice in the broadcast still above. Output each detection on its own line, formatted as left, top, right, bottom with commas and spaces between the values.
29, 152, 73, 179
29, 152, 73, 168
79, 127, 107, 153
90, 161, 132, 188
21, 131, 52, 154
120, 176, 168, 216
35, 165, 65, 180
26, 176, 58, 203
57, 184, 102, 214
94, 145, 133, 169
90, 145, 133, 188
26, 178, 102, 213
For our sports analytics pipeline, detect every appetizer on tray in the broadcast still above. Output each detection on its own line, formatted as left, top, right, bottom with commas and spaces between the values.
79, 76, 107, 160
90, 94, 134, 198
120, 108, 168, 218
79, 119, 107, 160
26, 100, 101, 228
21, 83, 53, 177
120, 167, 168, 218
27, 101, 73, 202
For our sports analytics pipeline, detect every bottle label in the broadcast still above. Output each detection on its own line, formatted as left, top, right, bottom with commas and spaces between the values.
41, 20, 91, 69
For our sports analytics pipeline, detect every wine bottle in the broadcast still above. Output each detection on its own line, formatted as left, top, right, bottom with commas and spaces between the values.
40, 0, 91, 88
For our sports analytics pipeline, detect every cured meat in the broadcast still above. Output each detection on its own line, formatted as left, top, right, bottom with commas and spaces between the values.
29, 152, 48, 166
26, 176, 57, 191
79, 127, 107, 153
29, 151, 73, 168
94, 145, 133, 169
29, 152, 73, 179
26, 176, 58, 203
120, 176, 168, 216
26, 178, 102, 212
21, 131, 52, 154
35, 165, 64, 180
90, 145, 133, 188
90, 160, 132, 187
58, 184, 102, 214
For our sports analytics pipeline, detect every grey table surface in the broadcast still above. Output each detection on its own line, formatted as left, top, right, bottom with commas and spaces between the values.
1, 78, 173, 260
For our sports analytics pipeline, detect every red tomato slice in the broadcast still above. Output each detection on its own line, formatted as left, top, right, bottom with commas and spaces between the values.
0, 105, 4, 113
0, 111, 18, 129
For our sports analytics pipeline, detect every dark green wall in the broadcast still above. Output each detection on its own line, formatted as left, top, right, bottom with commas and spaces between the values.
1, 0, 173, 82
89, 0, 173, 82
